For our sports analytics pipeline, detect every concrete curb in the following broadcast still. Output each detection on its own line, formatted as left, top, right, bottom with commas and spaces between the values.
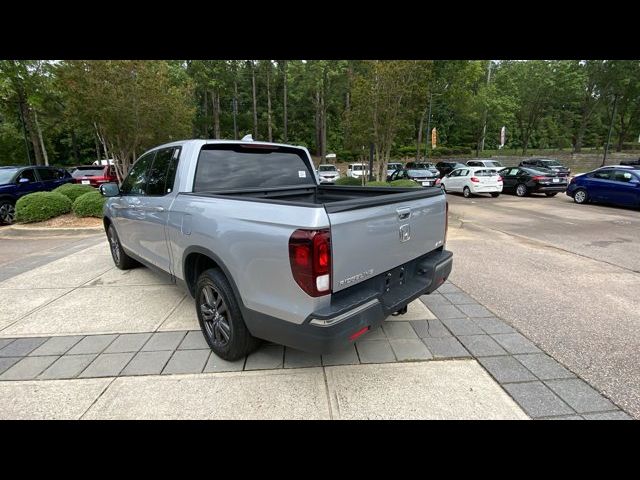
0, 225, 104, 237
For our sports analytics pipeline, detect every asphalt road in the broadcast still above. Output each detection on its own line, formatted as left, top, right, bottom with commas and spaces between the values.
445, 190, 640, 418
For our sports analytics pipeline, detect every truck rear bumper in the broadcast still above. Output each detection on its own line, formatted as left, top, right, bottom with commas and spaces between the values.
243, 248, 453, 354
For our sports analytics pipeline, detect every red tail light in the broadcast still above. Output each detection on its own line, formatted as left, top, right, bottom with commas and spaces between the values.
435, 178, 441, 185
531, 176, 547, 181
444, 201, 449, 245
470, 177, 480, 183
497, 176, 503, 182
289, 229, 331, 297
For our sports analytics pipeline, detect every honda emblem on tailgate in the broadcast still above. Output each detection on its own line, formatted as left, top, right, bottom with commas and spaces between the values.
399, 224, 411, 242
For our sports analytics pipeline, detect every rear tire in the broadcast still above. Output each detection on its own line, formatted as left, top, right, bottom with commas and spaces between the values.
545, 192, 558, 197
515, 184, 528, 197
490, 193, 500, 198
573, 188, 588, 204
196, 268, 260, 361
107, 224, 137, 270
0, 200, 15, 225
463, 186, 471, 198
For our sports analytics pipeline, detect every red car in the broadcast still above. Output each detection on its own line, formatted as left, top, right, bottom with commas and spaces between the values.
71, 165, 118, 187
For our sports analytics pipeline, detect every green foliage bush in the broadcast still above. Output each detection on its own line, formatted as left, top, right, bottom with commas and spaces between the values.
72, 190, 107, 218
53, 183, 95, 202
390, 179, 421, 187
15, 192, 72, 223
365, 181, 390, 186
334, 176, 364, 186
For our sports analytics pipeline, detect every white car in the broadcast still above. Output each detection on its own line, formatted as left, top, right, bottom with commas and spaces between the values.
316, 164, 341, 184
466, 159, 505, 171
441, 167, 503, 198
347, 163, 370, 178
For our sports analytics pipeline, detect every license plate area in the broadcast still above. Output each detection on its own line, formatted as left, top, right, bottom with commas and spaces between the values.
81, 180, 91, 184
383, 264, 409, 294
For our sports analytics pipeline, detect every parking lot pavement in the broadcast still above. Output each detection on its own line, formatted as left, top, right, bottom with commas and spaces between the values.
445, 192, 640, 419
0, 231, 632, 419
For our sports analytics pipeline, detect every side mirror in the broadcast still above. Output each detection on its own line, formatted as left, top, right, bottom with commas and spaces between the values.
18, 177, 30, 184
99, 182, 120, 197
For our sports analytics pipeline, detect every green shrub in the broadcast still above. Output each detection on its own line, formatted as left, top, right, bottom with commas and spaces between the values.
72, 190, 107, 218
335, 176, 364, 186
365, 181, 390, 187
53, 183, 95, 202
15, 192, 73, 223
390, 179, 421, 188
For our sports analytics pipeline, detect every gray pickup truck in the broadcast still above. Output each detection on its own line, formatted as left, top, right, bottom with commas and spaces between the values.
100, 138, 453, 360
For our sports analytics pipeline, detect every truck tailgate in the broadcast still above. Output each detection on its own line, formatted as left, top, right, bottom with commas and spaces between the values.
327, 193, 446, 293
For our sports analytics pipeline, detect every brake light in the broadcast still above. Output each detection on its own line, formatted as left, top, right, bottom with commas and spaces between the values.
444, 201, 449, 246
470, 177, 480, 183
289, 229, 331, 297
497, 176, 503, 182
531, 176, 547, 181
435, 178, 441, 185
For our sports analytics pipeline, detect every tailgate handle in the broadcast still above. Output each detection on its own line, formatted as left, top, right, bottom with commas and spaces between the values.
396, 207, 411, 220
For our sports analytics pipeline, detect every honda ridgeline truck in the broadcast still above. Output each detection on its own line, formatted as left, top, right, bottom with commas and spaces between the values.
100, 138, 453, 360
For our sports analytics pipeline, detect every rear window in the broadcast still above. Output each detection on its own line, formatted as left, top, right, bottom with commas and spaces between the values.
72, 167, 104, 177
194, 145, 315, 191
475, 169, 498, 176
487, 161, 503, 167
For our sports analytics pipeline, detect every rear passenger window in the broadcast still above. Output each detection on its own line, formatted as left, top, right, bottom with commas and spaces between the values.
612, 171, 634, 183
37, 168, 57, 181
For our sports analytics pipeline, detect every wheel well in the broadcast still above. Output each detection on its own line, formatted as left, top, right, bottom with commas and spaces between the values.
184, 252, 221, 297
103, 216, 111, 232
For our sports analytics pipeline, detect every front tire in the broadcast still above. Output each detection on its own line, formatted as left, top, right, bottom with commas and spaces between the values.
107, 224, 137, 270
463, 186, 472, 198
0, 200, 15, 225
516, 184, 528, 197
573, 188, 588, 204
196, 268, 260, 361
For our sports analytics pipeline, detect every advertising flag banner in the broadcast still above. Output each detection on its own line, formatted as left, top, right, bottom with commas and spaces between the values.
500, 126, 506, 149
432, 128, 437, 149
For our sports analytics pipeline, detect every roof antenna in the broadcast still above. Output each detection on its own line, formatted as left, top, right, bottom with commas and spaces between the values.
241, 134, 253, 142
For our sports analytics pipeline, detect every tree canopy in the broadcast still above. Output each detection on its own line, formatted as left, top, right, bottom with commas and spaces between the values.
1, 60, 638, 173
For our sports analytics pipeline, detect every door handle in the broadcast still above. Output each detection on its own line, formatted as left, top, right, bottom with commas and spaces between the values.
138, 206, 165, 212
396, 207, 411, 220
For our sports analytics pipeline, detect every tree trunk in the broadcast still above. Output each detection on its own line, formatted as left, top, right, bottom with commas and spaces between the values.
71, 130, 80, 163
574, 113, 588, 153
20, 103, 43, 165
266, 63, 273, 142
233, 79, 239, 140
203, 90, 208, 137
282, 60, 288, 143
416, 106, 428, 161
34, 110, 49, 166
315, 87, 321, 157
212, 90, 221, 139
251, 62, 258, 139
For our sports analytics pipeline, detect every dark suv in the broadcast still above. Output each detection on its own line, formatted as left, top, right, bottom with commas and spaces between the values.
0, 166, 73, 224
518, 158, 571, 177
435, 161, 466, 178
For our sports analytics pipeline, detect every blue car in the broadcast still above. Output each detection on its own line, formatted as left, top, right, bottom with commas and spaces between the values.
566, 166, 640, 208
0, 165, 74, 224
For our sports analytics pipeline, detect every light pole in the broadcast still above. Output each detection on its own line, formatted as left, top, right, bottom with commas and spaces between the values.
425, 92, 444, 160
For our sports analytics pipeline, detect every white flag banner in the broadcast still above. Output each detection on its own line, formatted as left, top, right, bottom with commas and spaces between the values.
499, 126, 506, 149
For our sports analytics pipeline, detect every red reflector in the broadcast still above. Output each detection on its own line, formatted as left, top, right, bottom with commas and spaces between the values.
349, 326, 369, 341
